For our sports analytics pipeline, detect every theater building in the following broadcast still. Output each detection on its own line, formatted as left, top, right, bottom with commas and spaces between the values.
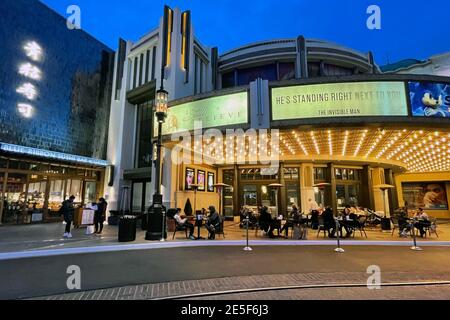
0, 0, 114, 224
106, 6, 450, 220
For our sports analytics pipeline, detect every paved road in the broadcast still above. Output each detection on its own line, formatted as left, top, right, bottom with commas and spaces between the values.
2, 245, 450, 300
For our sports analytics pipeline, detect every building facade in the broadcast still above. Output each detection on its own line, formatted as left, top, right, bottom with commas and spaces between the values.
106, 6, 450, 220
0, 0, 114, 224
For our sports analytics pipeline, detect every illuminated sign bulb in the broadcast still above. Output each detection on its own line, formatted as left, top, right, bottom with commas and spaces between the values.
24, 41, 43, 61
19, 63, 42, 80
16, 83, 37, 100
17, 103, 33, 118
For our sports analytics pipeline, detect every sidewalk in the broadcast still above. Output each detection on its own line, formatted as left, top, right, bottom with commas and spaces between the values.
1, 220, 450, 255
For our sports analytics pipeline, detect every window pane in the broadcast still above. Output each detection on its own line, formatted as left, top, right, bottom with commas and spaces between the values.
222, 71, 235, 89
84, 181, 97, 205
49, 180, 65, 211
66, 179, 82, 203
136, 101, 154, 168
132, 183, 143, 213
237, 64, 277, 86
279, 62, 295, 81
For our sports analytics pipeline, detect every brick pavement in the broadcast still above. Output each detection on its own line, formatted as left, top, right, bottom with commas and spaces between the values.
34, 271, 450, 300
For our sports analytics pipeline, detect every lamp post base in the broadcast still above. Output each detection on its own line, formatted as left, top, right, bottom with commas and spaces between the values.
334, 248, 345, 253
411, 246, 423, 251
243, 247, 253, 251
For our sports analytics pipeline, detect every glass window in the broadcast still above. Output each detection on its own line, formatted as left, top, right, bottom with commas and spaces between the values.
335, 169, 342, 180
222, 71, 235, 89
237, 64, 277, 86
278, 62, 295, 81
66, 179, 82, 203
308, 62, 320, 78
286, 182, 299, 212
223, 170, 234, 217
84, 181, 97, 205
49, 180, 65, 211
342, 169, 348, 180
243, 185, 257, 207
348, 185, 360, 207
27, 179, 47, 211
132, 182, 143, 213
0, 158, 7, 169
315, 168, 325, 181
348, 170, 355, 181
145, 182, 152, 209
135, 101, 154, 168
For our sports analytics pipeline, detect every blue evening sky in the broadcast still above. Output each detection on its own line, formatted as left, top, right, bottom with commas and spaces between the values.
41, 0, 450, 65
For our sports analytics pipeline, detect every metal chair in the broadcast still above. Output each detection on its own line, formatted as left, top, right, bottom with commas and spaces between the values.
316, 216, 329, 238
353, 215, 368, 238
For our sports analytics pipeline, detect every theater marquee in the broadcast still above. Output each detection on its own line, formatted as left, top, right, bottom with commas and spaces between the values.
271, 81, 408, 121
157, 91, 248, 136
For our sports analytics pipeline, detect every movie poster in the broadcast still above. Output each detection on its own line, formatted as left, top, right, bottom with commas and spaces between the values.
402, 182, 448, 210
185, 168, 195, 190
409, 81, 450, 117
197, 170, 206, 191
207, 172, 215, 192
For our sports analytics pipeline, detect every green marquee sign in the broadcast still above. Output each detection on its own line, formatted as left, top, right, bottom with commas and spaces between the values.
157, 91, 248, 136
271, 81, 408, 121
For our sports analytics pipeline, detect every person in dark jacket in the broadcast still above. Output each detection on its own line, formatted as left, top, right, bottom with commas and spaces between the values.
206, 206, 221, 240
322, 207, 336, 238
258, 206, 277, 238
280, 204, 301, 238
94, 198, 108, 235
61, 196, 75, 238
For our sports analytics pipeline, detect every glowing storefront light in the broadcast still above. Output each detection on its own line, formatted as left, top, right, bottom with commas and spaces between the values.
16, 83, 37, 100
19, 63, 42, 80
23, 41, 43, 61
17, 103, 33, 118
0, 143, 109, 167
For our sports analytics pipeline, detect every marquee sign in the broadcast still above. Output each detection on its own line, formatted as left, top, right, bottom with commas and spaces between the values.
157, 91, 248, 136
271, 81, 408, 121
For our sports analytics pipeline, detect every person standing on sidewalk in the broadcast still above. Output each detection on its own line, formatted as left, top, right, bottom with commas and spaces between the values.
94, 198, 108, 235
61, 196, 75, 238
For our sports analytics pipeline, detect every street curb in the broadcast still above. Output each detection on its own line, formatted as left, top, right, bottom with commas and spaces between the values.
1, 240, 450, 261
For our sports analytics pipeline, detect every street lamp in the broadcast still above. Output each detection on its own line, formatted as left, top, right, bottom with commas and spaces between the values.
145, 87, 169, 241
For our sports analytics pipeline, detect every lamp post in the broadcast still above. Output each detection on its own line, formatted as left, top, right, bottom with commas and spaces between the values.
145, 87, 168, 241
213, 183, 230, 216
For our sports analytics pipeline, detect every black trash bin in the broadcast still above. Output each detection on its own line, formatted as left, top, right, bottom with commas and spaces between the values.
118, 216, 137, 242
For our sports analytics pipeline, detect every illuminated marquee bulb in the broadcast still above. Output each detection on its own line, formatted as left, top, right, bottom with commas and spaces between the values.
23, 41, 43, 61
16, 83, 37, 100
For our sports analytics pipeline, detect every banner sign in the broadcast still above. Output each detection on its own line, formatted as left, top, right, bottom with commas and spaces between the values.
402, 182, 448, 210
271, 81, 408, 120
158, 92, 248, 136
409, 81, 450, 118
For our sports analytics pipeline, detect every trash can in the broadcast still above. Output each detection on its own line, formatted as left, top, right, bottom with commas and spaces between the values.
118, 216, 137, 242
381, 218, 391, 231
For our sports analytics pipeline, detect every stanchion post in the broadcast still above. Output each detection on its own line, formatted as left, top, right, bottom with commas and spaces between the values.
243, 215, 252, 251
410, 219, 422, 251
334, 218, 345, 253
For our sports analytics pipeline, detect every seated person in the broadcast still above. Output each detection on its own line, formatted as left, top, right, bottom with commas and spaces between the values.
397, 208, 411, 237
322, 207, 336, 238
173, 208, 196, 240
258, 206, 276, 238
340, 205, 354, 238
280, 204, 301, 238
206, 206, 221, 240
414, 208, 431, 237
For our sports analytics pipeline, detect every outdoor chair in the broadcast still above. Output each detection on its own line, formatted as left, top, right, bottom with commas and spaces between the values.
316, 216, 329, 238
171, 217, 189, 240
214, 216, 226, 239
390, 217, 400, 236
352, 215, 368, 238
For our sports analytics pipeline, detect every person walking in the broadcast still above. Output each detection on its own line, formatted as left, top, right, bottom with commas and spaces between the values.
94, 198, 108, 235
61, 196, 75, 238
